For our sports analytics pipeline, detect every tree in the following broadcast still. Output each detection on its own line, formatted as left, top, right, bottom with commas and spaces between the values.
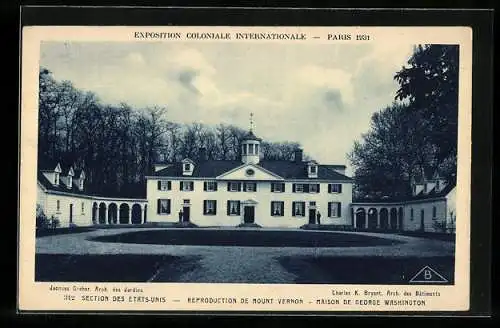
394, 44, 459, 169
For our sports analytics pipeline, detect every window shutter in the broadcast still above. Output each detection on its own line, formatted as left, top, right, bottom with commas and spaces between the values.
227, 201, 230, 215
254, 183, 257, 192
280, 202, 284, 216
243, 182, 246, 191
304, 184, 309, 193
301, 202, 305, 215
339, 184, 342, 193
281, 183, 285, 192
227, 182, 231, 191
238, 182, 242, 191
167, 199, 171, 214
328, 202, 332, 217
237, 202, 241, 215
270, 202, 274, 216
214, 201, 217, 215
190, 181, 194, 190
271, 183, 275, 192
203, 200, 207, 215
180, 181, 183, 190
292, 202, 295, 216
168, 181, 171, 190
337, 202, 341, 217
214, 182, 218, 191
204, 182, 207, 191
316, 184, 320, 193
157, 199, 161, 214
328, 184, 332, 193
293, 184, 296, 193
157, 181, 161, 190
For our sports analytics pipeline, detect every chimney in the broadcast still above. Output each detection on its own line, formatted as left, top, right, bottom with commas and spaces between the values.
294, 149, 303, 163
199, 147, 207, 161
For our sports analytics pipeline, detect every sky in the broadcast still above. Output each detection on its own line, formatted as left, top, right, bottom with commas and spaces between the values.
40, 41, 415, 175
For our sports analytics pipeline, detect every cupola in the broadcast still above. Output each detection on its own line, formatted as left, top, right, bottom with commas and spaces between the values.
241, 113, 262, 165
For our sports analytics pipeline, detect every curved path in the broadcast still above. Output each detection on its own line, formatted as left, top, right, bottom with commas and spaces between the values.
35, 228, 455, 283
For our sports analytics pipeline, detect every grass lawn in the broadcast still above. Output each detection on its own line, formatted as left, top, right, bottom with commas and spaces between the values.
36, 227, 97, 237
35, 254, 202, 282
89, 229, 404, 247
277, 255, 455, 285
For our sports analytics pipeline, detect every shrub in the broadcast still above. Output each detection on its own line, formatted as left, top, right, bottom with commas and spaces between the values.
36, 204, 50, 229
432, 219, 448, 233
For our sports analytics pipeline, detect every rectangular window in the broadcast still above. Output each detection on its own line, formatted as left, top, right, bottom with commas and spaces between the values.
81, 202, 85, 213
183, 199, 190, 204
242, 145, 247, 155
271, 201, 284, 217
56, 200, 60, 212
410, 208, 414, 221
249, 144, 254, 155
309, 183, 320, 193
432, 206, 437, 218
228, 182, 241, 192
184, 163, 191, 171
294, 184, 304, 193
309, 201, 316, 206
204, 200, 217, 215
244, 182, 257, 192
79, 179, 84, 190
329, 184, 342, 193
157, 199, 171, 214
310, 165, 317, 174
292, 201, 305, 217
180, 181, 194, 191
328, 202, 341, 218
255, 144, 259, 154
204, 181, 218, 192
54, 173, 59, 185
227, 200, 241, 216
158, 180, 171, 191
271, 182, 285, 193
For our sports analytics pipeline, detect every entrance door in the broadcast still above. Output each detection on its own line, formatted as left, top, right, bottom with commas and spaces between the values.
69, 204, 73, 224
244, 206, 255, 223
183, 206, 190, 222
309, 208, 316, 224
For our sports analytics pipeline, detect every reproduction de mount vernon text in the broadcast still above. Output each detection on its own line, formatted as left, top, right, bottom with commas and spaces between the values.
133, 31, 369, 41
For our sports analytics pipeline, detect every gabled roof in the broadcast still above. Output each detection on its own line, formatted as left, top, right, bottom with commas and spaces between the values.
353, 181, 456, 203
37, 171, 88, 195
152, 159, 353, 181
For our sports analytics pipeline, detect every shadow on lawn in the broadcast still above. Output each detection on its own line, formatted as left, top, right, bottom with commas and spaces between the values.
278, 255, 455, 285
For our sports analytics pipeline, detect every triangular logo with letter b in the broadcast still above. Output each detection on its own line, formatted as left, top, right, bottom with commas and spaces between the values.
409, 266, 448, 283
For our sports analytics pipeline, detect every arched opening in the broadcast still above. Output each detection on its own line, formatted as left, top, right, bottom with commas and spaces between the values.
398, 207, 404, 231
119, 203, 130, 224
108, 203, 118, 224
379, 208, 389, 230
367, 208, 378, 230
390, 208, 398, 230
98, 203, 106, 224
144, 205, 147, 223
355, 208, 366, 229
92, 202, 98, 224
131, 204, 142, 224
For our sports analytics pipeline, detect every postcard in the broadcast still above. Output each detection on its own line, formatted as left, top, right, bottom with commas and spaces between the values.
19, 23, 473, 313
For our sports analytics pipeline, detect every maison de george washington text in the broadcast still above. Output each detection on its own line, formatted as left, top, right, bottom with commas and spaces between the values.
133, 31, 371, 41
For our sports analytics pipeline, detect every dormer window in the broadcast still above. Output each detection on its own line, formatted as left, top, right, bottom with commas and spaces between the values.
307, 161, 318, 178
67, 176, 72, 189
181, 159, 195, 176
54, 173, 59, 185
79, 178, 84, 190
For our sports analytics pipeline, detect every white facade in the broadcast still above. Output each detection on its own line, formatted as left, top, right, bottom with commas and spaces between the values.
146, 175, 353, 228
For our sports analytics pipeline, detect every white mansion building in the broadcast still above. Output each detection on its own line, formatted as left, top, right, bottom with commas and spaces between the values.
37, 128, 456, 233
